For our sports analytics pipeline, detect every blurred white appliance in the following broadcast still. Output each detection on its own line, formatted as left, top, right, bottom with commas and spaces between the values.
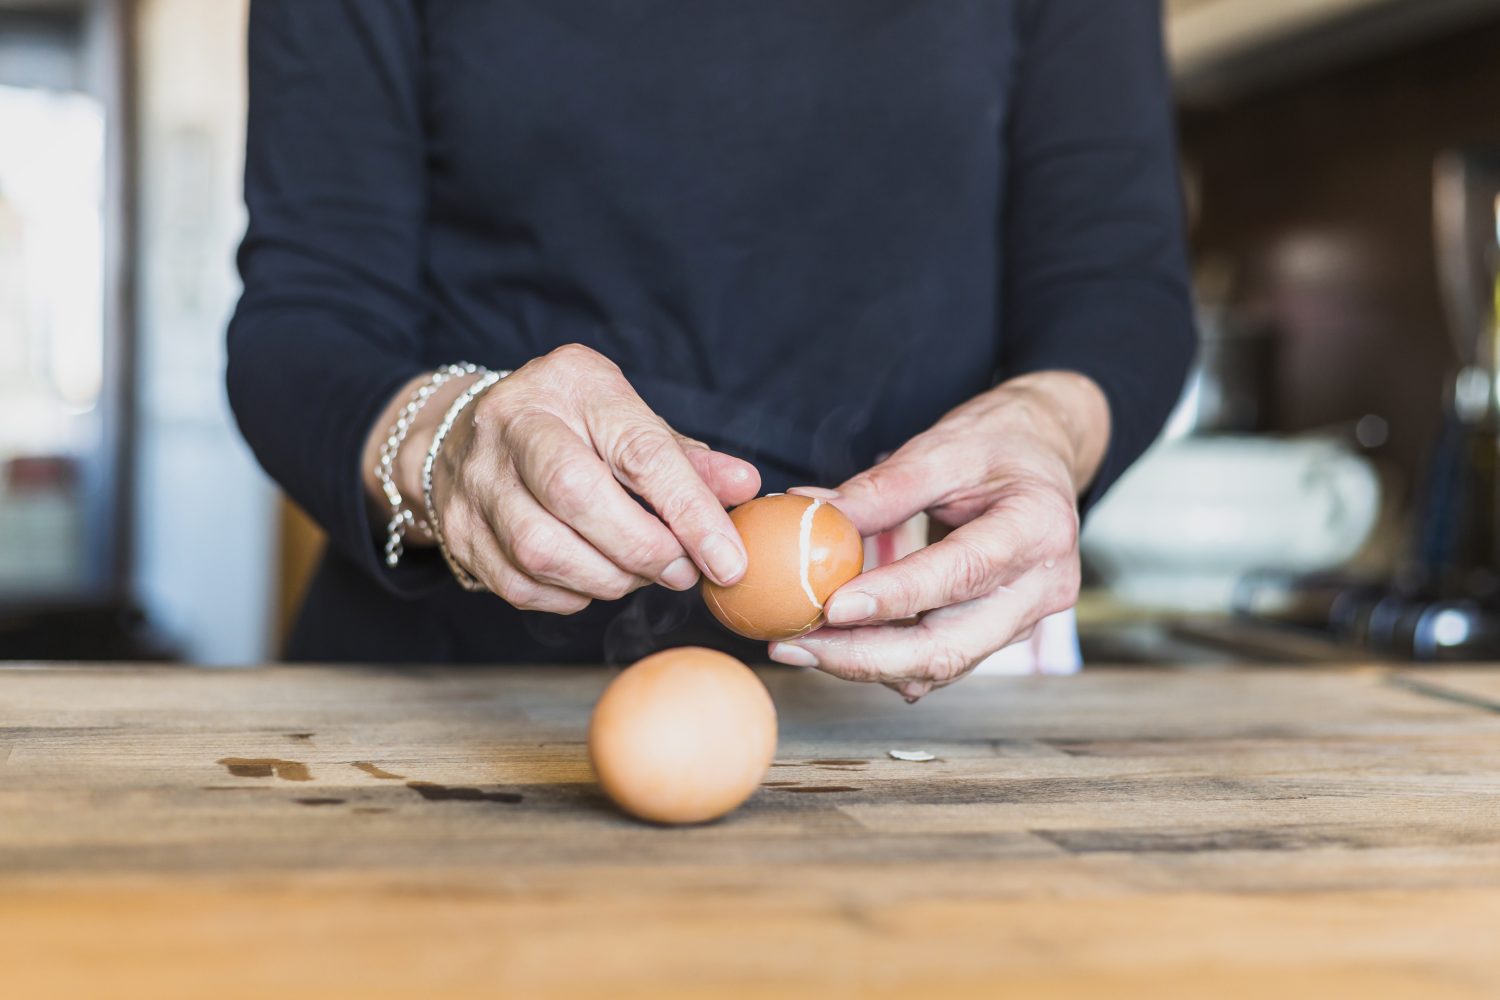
1082, 436, 1381, 612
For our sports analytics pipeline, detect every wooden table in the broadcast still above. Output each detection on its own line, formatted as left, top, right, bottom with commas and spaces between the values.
3, 663, 1500, 999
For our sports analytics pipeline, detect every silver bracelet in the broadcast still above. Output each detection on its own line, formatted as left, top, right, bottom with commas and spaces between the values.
375, 362, 485, 569
423, 368, 509, 591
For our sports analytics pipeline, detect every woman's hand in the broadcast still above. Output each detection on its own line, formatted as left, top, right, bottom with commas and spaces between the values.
769, 371, 1110, 700
367, 345, 760, 612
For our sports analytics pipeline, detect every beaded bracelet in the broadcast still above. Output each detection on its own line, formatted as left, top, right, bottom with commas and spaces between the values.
422, 368, 509, 591
375, 362, 485, 568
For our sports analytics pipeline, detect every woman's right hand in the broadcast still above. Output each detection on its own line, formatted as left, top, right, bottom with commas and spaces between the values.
373, 344, 760, 613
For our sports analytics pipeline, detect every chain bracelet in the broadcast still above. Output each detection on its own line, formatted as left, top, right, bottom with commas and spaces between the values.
423, 368, 508, 591
375, 362, 485, 569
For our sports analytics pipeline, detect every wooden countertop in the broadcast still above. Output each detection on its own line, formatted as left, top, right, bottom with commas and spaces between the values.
3, 662, 1500, 999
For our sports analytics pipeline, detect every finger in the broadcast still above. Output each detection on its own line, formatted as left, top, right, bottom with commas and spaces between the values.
770, 584, 1034, 686
591, 411, 747, 587
488, 483, 651, 602
769, 619, 964, 685
507, 412, 700, 590
681, 442, 761, 507
440, 502, 593, 614
883, 679, 934, 704
822, 507, 1044, 626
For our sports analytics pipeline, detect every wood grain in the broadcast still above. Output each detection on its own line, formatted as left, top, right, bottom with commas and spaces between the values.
2, 663, 1500, 999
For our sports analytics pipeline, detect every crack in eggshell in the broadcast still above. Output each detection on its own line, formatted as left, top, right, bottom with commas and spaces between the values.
797, 498, 823, 610
702, 585, 760, 637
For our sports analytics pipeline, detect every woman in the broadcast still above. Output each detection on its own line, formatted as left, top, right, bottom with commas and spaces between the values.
228, 0, 1194, 698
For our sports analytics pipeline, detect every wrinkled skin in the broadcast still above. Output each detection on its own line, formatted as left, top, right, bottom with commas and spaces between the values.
370, 344, 760, 613
769, 371, 1108, 702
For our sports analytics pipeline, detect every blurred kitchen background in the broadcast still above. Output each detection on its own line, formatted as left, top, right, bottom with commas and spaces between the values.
6, 0, 1500, 665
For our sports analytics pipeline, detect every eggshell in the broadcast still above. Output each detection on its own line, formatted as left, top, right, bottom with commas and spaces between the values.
588, 647, 777, 825
702, 494, 864, 641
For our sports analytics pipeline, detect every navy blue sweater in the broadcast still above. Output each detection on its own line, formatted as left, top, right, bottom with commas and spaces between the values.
228, 0, 1194, 663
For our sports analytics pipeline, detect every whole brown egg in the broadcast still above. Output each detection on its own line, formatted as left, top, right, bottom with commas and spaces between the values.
701, 494, 864, 642
588, 647, 777, 825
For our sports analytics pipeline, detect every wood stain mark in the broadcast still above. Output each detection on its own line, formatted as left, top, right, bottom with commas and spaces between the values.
285, 732, 315, 741
1047, 741, 1115, 758
769, 762, 798, 767
806, 759, 867, 766
1034, 826, 1380, 855
838, 901, 880, 931
352, 761, 406, 780
353, 807, 392, 815
217, 758, 312, 781
406, 781, 522, 804
817, 765, 866, 772
762, 781, 802, 787
294, 797, 346, 806
779, 785, 861, 794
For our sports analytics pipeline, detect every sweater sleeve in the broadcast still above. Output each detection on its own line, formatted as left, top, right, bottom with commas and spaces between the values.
226, 0, 442, 593
1000, 0, 1196, 512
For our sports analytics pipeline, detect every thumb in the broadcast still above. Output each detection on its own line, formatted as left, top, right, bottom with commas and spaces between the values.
794, 446, 944, 537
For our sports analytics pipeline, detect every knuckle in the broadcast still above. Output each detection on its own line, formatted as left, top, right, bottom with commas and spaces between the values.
653, 486, 706, 528
613, 427, 674, 480
509, 522, 564, 576
537, 456, 598, 510
1043, 565, 1082, 617
547, 342, 606, 369
844, 468, 891, 509
926, 642, 973, 683
1024, 485, 1079, 555
887, 572, 926, 617
1049, 499, 1081, 553
830, 645, 886, 684
945, 537, 994, 598
545, 344, 623, 387
595, 575, 637, 602
496, 577, 538, 609
500, 578, 591, 615
616, 535, 677, 575
827, 635, 935, 685
492, 403, 547, 441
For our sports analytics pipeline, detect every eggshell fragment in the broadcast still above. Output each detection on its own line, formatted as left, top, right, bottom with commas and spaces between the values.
702, 494, 864, 641
588, 647, 777, 825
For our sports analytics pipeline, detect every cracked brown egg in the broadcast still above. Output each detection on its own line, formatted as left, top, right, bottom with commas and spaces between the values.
588, 647, 777, 824
701, 494, 865, 642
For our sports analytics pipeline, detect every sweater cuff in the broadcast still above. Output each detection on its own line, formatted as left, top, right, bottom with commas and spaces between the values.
226, 317, 452, 600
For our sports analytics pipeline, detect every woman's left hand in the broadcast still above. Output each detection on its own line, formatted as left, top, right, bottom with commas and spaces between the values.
768, 371, 1111, 701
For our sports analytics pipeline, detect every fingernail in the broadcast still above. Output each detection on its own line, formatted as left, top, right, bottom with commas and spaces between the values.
825, 592, 876, 625
660, 557, 699, 591
788, 486, 841, 499
701, 532, 747, 585
769, 642, 818, 668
